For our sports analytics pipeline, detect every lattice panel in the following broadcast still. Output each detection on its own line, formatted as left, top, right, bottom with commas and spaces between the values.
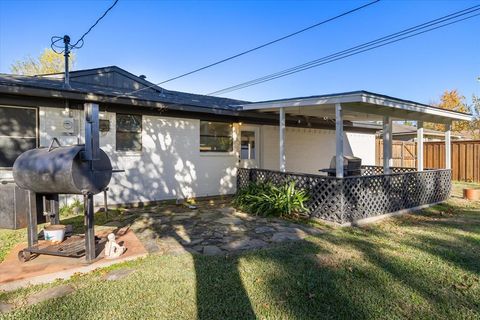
237, 168, 451, 224
361, 165, 417, 176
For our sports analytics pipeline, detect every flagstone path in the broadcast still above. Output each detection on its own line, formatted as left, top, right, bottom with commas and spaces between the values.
128, 204, 325, 256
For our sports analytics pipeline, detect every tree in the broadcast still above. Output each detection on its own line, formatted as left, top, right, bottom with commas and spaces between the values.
10, 48, 76, 76
470, 94, 480, 139
425, 90, 470, 133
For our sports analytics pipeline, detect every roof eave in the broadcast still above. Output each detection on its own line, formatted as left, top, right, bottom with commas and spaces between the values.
238, 92, 473, 122
0, 83, 240, 116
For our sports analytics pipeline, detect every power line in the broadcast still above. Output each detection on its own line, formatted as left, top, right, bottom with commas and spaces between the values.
208, 5, 480, 96
51, 0, 119, 53
114, 0, 381, 98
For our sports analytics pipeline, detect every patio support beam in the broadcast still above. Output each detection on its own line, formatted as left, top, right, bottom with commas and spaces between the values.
279, 107, 286, 172
335, 103, 344, 178
417, 121, 424, 171
383, 116, 392, 174
445, 122, 452, 169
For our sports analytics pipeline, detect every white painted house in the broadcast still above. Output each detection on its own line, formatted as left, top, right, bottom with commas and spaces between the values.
0, 66, 378, 210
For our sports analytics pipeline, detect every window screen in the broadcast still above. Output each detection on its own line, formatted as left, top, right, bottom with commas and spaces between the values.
200, 121, 233, 152
116, 114, 142, 151
0, 106, 37, 168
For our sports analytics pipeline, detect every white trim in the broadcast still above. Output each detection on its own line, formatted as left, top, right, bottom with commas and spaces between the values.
335, 103, 344, 178
279, 107, 286, 172
445, 123, 452, 169
200, 152, 236, 157
383, 116, 392, 174
239, 92, 472, 122
417, 121, 424, 171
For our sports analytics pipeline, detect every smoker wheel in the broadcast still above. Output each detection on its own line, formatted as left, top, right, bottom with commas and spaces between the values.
18, 250, 31, 263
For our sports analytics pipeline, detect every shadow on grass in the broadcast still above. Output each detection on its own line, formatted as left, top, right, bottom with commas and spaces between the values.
193, 254, 256, 320
9, 193, 480, 319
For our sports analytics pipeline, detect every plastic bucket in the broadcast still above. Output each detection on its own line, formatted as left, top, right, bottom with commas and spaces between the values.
44, 225, 66, 243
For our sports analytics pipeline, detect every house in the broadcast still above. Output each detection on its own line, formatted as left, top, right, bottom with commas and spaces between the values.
385, 123, 464, 141
0, 66, 379, 203
0, 66, 472, 227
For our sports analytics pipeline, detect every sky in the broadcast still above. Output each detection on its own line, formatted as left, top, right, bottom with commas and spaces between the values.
0, 0, 479, 106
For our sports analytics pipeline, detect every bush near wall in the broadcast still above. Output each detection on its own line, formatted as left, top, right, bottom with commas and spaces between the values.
233, 181, 309, 218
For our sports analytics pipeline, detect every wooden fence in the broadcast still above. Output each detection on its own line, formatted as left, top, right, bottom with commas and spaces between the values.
376, 139, 480, 183
424, 140, 480, 183
375, 139, 417, 168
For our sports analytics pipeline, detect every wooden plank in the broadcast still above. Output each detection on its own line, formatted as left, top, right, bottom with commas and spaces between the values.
459, 143, 466, 181
452, 143, 459, 181
467, 143, 474, 181
474, 142, 478, 182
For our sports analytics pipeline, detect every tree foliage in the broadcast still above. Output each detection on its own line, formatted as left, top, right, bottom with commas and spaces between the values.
10, 48, 76, 76
425, 90, 470, 133
470, 94, 480, 139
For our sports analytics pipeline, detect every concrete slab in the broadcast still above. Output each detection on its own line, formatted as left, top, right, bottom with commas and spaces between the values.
0, 229, 147, 292
25, 284, 75, 306
103, 268, 135, 281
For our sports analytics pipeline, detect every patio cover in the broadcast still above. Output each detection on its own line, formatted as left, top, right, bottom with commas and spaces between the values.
237, 91, 472, 123
235, 91, 473, 177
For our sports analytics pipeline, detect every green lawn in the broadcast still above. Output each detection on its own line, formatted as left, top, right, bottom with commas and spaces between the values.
1, 182, 480, 319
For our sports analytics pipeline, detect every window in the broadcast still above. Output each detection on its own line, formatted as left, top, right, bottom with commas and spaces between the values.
240, 130, 255, 160
0, 106, 37, 168
116, 114, 142, 151
200, 121, 233, 152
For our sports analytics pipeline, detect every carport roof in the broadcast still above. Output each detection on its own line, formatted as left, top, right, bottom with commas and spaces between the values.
238, 90, 473, 124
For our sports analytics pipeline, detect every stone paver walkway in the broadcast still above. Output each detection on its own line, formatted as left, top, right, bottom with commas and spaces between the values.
129, 203, 324, 255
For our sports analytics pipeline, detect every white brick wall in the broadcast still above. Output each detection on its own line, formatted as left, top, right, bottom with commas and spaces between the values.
260, 126, 375, 174
34, 107, 376, 206
39, 107, 239, 206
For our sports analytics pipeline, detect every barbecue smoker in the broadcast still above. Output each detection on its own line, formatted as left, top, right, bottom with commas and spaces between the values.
13, 103, 114, 263
319, 156, 362, 177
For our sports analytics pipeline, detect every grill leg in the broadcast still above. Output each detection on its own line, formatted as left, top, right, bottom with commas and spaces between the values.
103, 188, 108, 219
27, 191, 38, 248
84, 193, 95, 263
48, 194, 60, 225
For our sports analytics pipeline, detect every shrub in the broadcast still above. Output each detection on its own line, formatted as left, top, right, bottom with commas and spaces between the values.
233, 181, 309, 218
59, 198, 84, 217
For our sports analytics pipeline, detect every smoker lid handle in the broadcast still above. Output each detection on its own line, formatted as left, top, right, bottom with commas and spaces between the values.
48, 138, 62, 152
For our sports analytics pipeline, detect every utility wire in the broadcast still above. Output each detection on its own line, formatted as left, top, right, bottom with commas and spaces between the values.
114, 0, 381, 98
208, 5, 480, 96
212, 6, 480, 95
51, 0, 119, 53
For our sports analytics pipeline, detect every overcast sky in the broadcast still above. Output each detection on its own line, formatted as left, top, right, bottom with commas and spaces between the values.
0, 0, 479, 105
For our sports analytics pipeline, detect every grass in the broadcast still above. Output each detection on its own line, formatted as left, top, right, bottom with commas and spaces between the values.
1, 182, 480, 319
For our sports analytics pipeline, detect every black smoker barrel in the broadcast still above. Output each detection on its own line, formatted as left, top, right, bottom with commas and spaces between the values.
13, 145, 112, 195
12, 103, 114, 263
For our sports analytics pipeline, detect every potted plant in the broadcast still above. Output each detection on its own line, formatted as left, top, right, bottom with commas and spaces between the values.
464, 188, 480, 201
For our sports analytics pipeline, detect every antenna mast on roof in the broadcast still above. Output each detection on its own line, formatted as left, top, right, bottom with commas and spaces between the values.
63, 35, 71, 89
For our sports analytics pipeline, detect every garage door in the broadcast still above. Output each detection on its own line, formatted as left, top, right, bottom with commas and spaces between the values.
0, 106, 38, 168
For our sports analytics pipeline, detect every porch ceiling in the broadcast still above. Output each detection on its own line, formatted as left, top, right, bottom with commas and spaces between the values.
238, 91, 472, 124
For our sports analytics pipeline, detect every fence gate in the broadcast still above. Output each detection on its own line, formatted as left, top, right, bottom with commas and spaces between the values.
376, 139, 416, 168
